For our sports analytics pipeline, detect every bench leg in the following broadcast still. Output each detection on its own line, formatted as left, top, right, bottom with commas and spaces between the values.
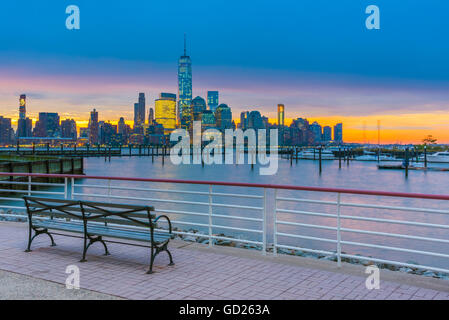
146, 242, 174, 274
25, 228, 56, 252
80, 233, 88, 262
146, 244, 155, 274
166, 248, 175, 266
81, 235, 109, 262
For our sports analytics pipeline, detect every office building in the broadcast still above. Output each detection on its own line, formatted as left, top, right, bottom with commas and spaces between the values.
277, 104, 285, 127
207, 91, 219, 113
148, 107, 154, 125
155, 93, 177, 133
310, 121, 322, 144
178, 35, 192, 128
33, 113, 60, 137
0, 116, 14, 145
215, 104, 232, 131
201, 110, 216, 130
61, 119, 77, 140
17, 94, 32, 137
334, 123, 343, 143
192, 96, 207, 122
322, 126, 332, 142
88, 109, 99, 145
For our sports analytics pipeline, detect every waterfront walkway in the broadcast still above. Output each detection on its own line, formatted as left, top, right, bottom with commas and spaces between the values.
0, 221, 448, 300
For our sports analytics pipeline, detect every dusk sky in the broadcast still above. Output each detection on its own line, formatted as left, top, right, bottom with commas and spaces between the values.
1, 0, 449, 143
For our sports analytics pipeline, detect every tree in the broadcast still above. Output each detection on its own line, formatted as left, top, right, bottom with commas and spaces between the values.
422, 135, 437, 145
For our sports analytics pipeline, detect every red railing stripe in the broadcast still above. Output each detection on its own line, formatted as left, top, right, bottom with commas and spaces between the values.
1, 172, 449, 200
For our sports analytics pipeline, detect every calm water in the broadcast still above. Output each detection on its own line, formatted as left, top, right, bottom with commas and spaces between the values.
79, 156, 449, 271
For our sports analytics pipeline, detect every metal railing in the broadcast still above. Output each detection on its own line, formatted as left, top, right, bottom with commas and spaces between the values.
1, 172, 449, 274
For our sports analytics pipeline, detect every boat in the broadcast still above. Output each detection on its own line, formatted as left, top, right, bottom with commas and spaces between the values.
355, 151, 396, 161
299, 149, 335, 160
419, 151, 449, 163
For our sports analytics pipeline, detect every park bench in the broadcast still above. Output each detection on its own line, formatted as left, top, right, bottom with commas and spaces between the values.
23, 196, 174, 274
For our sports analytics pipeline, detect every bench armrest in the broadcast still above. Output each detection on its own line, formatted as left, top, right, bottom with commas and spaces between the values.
153, 215, 173, 237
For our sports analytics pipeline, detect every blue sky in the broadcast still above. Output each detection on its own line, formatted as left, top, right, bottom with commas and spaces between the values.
0, 0, 448, 138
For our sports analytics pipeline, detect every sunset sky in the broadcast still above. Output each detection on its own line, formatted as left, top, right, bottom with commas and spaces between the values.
0, 0, 448, 143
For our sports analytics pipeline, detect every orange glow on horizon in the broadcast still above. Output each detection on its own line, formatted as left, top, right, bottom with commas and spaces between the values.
8, 112, 449, 145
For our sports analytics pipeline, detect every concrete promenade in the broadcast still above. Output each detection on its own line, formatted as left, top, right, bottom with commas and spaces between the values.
0, 221, 448, 300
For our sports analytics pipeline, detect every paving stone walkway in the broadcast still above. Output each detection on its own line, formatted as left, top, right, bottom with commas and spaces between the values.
0, 222, 448, 300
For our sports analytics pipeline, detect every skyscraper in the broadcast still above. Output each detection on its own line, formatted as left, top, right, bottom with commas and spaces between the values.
155, 93, 177, 134
17, 94, 32, 137
19, 94, 26, 120
33, 113, 60, 137
322, 126, 332, 142
134, 93, 146, 127
277, 104, 285, 146
61, 119, 77, 140
192, 96, 206, 122
334, 123, 343, 143
215, 104, 232, 131
178, 34, 192, 129
277, 104, 285, 127
207, 91, 219, 113
88, 109, 99, 145
148, 107, 154, 125
0, 116, 13, 145
310, 121, 322, 144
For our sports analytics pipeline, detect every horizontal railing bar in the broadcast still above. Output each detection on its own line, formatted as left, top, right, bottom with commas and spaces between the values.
0, 189, 64, 195
211, 192, 263, 199
275, 244, 335, 256
154, 209, 209, 217
276, 220, 336, 231
75, 184, 211, 196
0, 197, 23, 201
0, 208, 26, 211
211, 203, 263, 210
276, 208, 336, 218
211, 235, 262, 245
276, 220, 449, 244
168, 220, 210, 228
72, 193, 211, 206
340, 214, 449, 229
340, 253, 449, 274
211, 224, 262, 233
276, 232, 337, 243
341, 240, 449, 259
211, 213, 263, 222
0, 181, 65, 187
340, 202, 449, 215
276, 197, 338, 205
74, 183, 263, 199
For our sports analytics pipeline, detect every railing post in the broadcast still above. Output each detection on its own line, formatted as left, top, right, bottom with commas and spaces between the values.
71, 177, 75, 199
28, 176, 31, 196
273, 189, 278, 256
64, 177, 68, 199
262, 188, 267, 255
108, 179, 111, 203
337, 192, 342, 268
208, 185, 213, 247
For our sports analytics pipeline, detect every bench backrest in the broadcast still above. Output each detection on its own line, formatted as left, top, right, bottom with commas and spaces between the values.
79, 200, 155, 228
23, 196, 84, 225
23, 196, 155, 229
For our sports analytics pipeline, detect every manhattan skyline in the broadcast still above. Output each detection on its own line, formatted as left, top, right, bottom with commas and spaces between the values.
0, 0, 448, 143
